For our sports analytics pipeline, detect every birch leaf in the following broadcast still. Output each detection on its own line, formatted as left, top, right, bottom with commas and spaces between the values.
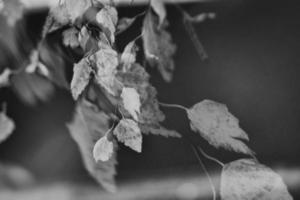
142, 11, 176, 82
70, 59, 92, 100
221, 159, 293, 200
93, 48, 122, 95
67, 100, 117, 192
0, 110, 15, 143
187, 99, 253, 155
150, 0, 166, 27
93, 135, 114, 162
120, 41, 137, 70
96, 5, 118, 43
121, 87, 141, 121
0, 68, 12, 87
114, 118, 142, 153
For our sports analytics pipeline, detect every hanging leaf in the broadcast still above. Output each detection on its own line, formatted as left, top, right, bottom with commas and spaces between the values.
187, 99, 253, 155
96, 5, 118, 43
121, 87, 141, 121
221, 159, 293, 200
70, 59, 92, 100
0, 0, 24, 26
150, 0, 166, 27
93, 134, 114, 162
142, 11, 176, 82
0, 109, 15, 143
93, 47, 122, 95
62, 27, 80, 48
114, 118, 142, 153
67, 100, 117, 192
116, 17, 137, 34
120, 41, 137, 71
25, 50, 49, 77
0, 68, 12, 88
140, 124, 181, 138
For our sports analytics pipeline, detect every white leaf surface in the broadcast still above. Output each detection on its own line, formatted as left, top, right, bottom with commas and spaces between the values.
93, 135, 114, 162
187, 99, 253, 155
114, 118, 142, 152
221, 159, 293, 200
121, 87, 141, 121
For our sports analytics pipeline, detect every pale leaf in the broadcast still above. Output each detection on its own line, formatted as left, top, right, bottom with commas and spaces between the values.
96, 5, 118, 43
93, 135, 114, 162
187, 99, 253, 155
114, 118, 142, 153
121, 87, 141, 121
62, 28, 80, 48
150, 0, 166, 27
116, 17, 136, 34
0, 68, 12, 87
221, 159, 293, 200
0, 0, 24, 26
70, 59, 92, 100
120, 41, 137, 71
0, 110, 15, 143
25, 50, 49, 77
67, 100, 117, 192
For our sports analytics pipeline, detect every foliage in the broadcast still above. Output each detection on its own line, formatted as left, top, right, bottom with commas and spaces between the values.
0, 0, 294, 199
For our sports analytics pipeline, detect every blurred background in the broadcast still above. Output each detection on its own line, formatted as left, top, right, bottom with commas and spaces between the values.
0, 0, 300, 199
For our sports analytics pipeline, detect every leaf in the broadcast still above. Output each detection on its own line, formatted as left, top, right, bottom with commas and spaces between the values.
116, 17, 137, 34
121, 87, 141, 121
120, 41, 137, 71
62, 28, 80, 48
70, 59, 92, 100
150, 0, 166, 27
93, 47, 122, 95
0, 109, 15, 143
221, 159, 293, 200
25, 50, 49, 77
140, 124, 181, 138
0, 68, 12, 87
67, 100, 117, 192
142, 11, 176, 82
187, 99, 253, 155
93, 134, 114, 162
0, 0, 24, 26
96, 5, 118, 43
114, 118, 142, 152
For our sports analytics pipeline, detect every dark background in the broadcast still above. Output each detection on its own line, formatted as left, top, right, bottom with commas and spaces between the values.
0, 0, 300, 197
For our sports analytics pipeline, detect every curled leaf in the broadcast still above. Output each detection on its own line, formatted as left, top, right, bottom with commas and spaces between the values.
187, 99, 253, 155
0, 109, 15, 143
70, 59, 92, 100
114, 118, 142, 153
221, 159, 293, 200
121, 87, 141, 121
93, 134, 114, 162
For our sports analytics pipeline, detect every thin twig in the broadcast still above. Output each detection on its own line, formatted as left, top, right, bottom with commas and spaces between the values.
197, 146, 225, 167
158, 102, 188, 111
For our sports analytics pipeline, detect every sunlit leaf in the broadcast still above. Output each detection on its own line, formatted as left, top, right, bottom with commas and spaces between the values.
0, 109, 15, 143
93, 134, 114, 162
221, 159, 293, 200
187, 99, 253, 155
67, 100, 117, 192
70, 58, 92, 100
114, 118, 142, 152
121, 87, 141, 121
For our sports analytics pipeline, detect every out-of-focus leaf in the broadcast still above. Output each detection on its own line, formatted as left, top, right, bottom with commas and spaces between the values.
114, 118, 142, 152
93, 134, 114, 162
11, 72, 55, 105
185, 12, 216, 23
116, 17, 136, 34
142, 11, 176, 82
96, 5, 118, 43
67, 100, 117, 192
120, 41, 137, 71
71, 58, 92, 100
150, 0, 166, 27
140, 124, 181, 138
0, 0, 24, 26
0, 109, 15, 143
121, 87, 141, 121
25, 50, 49, 77
221, 159, 293, 200
62, 27, 80, 48
187, 99, 253, 155
0, 68, 12, 87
